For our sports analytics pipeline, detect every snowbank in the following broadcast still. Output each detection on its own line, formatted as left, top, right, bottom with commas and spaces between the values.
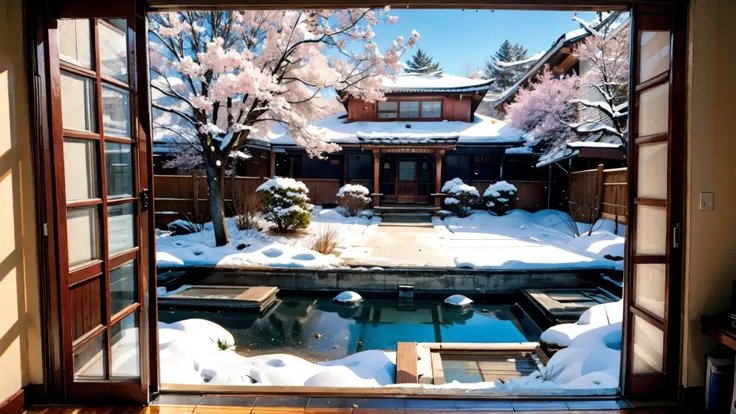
156, 208, 381, 270
333, 291, 363, 303
159, 319, 396, 387
444, 294, 473, 307
438, 210, 625, 271
541, 300, 622, 347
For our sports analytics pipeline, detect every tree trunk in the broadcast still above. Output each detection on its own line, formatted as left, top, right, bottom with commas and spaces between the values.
205, 160, 229, 246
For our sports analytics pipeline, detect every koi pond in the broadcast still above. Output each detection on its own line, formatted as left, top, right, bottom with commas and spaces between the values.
159, 293, 542, 362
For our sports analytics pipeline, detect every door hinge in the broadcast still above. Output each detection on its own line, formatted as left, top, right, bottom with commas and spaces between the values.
672, 222, 681, 249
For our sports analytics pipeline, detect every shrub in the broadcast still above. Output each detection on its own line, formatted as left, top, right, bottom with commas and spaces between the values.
483, 181, 518, 216
310, 225, 339, 255
337, 184, 371, 216
168, 218, 202, 235
442, 178, 480, 218
256, 177, 313, 233
233, 193, 262, 231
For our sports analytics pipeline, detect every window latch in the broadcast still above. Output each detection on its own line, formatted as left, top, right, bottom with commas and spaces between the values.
672, 222, 681, 249
140, 189, 151, 212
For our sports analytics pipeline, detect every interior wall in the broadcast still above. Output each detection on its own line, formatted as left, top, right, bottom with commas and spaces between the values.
682, 0, 736, 388
0, 0, 44, 403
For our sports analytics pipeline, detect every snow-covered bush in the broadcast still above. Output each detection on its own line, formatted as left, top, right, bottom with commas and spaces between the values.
257, 177, 313, 233
442, 178, 479, 218
168, 219, 202, 235
483, 181, 518, 216
337, 184, 371, 216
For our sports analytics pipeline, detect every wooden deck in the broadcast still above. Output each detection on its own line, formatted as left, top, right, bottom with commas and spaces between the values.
521, 288, 619, 325
158, 286, 279, 312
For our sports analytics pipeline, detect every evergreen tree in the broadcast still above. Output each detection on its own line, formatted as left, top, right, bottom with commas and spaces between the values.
484, 40, 531, 94
404, 48, 442, 74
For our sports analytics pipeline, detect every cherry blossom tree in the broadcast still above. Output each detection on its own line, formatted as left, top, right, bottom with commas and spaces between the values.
506, 18, 629, 155
149, 10, 418, 246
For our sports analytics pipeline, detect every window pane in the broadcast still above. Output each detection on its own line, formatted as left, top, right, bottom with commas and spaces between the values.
74, 332, 106, 379
637, 142, 668, 199
421, 101, 442, 118
108, 203, 135, 255
111, 312, 140, 378
399, 162, 416, 181
638, 83, 669, 136
400, 101, 419, 118
110, 261, 137, 316
105, 142, 133, 198
61, 72, 97, 132
633, 315, 664, 374
635, 264, 666, 319
64, 138, 99, 202
639, 31, 670, 83
377, 112, 397, 119
377, 101, 397, 111
99, 19, 128, 84
635, 205, 667, 255
58, 19, 93, 69
102, 84, 131, 137
67, 206, 100, 267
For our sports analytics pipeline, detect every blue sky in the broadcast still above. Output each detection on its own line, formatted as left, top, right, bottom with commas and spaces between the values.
370, 9, 598, 75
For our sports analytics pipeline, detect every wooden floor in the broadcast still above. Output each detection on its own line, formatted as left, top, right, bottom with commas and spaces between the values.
27, 395, 688, 414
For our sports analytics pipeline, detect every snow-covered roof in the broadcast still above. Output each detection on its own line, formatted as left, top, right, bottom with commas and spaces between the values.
266, 112, 525, 147
382, 73, 493, 94
504, 146, 536, 155
536, 136, 624, 168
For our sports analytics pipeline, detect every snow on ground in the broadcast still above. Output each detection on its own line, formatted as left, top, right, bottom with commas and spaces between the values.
157, 319, 397, 386
156, 207, 380, 269
433, 209, 625, 271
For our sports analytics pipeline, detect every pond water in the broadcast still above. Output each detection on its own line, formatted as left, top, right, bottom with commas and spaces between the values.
159, 294, 542, 362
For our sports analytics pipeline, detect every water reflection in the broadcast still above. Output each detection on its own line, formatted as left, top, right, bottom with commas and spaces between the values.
159, 296, 541, 362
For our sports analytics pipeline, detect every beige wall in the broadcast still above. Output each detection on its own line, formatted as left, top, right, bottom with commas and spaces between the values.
0, 0, 44, 403
682, 0, 736, 388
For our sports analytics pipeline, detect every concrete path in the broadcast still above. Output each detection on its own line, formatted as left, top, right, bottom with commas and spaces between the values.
339, 215, 454, 267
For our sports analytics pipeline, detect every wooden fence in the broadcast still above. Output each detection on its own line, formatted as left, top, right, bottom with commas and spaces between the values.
568, 166, 628, 224
153, 174, 340, 227
470, 180, 549, 211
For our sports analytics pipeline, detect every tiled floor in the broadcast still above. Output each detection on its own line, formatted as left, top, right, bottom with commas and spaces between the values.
27, 394, 689, 414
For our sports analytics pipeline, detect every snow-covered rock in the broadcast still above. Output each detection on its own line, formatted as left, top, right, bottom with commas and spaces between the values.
541, 300, 622, 347
167, 318, 235, 349
333, 291, 363, 303
444, 294, 473, 307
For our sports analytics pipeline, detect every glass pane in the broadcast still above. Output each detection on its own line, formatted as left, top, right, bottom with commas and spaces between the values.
67, 206, 100, 267
108, 203, 135, 255
633, 315, 664, 374
111, 312, 140, 378
421, 101, 442, 118
638, 83, 669, 136
637, 142, 668, 199
111, 261, 137, 316
74, 333, 106, 379
639, 31, 670, 83
400, 101, 419, 118
64, 138, 99, 202
635, 264, 666, 319
105, 142, 133, 198
377, 112, 397, 119
102, 84, 131, 137
61, 72, 97, 132
378, 101, 397, 111
399, 162, 416, 181
58, 19, 93, 69
635, 205, 667, 255
99, 19, 128, 84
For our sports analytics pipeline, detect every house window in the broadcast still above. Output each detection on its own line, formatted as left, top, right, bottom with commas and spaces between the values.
377, 101, 398, 119
421, 101, 442, 118
400, 101, 420, 118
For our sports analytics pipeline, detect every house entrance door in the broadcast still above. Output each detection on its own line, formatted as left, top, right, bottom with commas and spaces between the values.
39, 0, 155, 403
397, 160, 418, 203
